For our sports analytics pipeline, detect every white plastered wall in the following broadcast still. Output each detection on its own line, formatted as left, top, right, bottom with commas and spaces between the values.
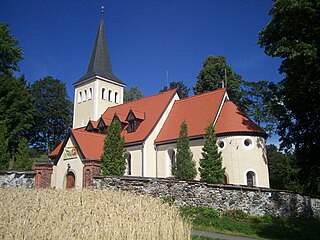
73, 76, 124, 129
143, 93, 180, 177
51, 138, 84, 189
156, 135, 269, 187
125, 144, 142, 176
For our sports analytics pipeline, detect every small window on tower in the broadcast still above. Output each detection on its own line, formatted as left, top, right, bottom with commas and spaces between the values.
115, 92, 118, 103
88, 87, 92, 100
108, 89, 112, 102
102, 88, 105, 99
78, 91, 82, 103
83, 89, 87, 101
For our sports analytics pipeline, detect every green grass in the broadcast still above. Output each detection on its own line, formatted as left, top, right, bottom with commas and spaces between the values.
180, 206, 320, 240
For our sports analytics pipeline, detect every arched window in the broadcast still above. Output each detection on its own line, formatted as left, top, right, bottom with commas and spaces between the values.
246, 171, 256, 187
127, 153, 132, 175
108, 89, 112, 102
88, 87, 92, 100
114, 92, 118, 103
83, 89, 87, 101
102, 88, 105, 99
78, 91, 82, 103
224, 174, 228, 184
168, 149, 176, 176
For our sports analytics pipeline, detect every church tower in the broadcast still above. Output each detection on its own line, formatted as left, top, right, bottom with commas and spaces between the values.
73, 13, 125, 129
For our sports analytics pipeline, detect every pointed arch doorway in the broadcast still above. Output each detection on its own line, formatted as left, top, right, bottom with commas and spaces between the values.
66, 171, 75, 189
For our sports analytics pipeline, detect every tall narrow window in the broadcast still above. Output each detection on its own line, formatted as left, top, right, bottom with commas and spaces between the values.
168, 149, 176, 176
88, 87, 92, 100
127, 153, 132, 175
83, 89, 87, 101
102, 88, 105, 99
108, 89, 112, 101
246, 171, 256, 187
114, 92, 118, 103
78, 91, 82, 103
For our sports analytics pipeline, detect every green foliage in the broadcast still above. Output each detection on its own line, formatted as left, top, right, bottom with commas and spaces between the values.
124, 86, 144, 103
30, 76, 72, 153
0, 74, 34, 154
199, 124, 225, 183
100, 120, 127, 176
13, 137, 33, 171
160, 195, 175, 206
174, 121, 197, 180
0, 122, 10, 170
267, 144, 302, 192
160, 81, 190, 98
259, 0, 320, 194
242, 80, 277, 136
181, 206, 320, 240
180, 206, 220, 226
0, 23, 23, 75
193, 55, 245, 109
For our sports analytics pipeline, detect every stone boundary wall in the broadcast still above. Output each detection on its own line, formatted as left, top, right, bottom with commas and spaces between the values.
94, 176, 320, 218
0, 171, 35, 188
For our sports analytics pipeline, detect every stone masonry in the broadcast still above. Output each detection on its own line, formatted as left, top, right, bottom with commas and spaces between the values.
94, 176, 320, 218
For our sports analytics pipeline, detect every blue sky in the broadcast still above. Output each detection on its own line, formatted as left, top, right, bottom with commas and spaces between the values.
1, 0, 281, 144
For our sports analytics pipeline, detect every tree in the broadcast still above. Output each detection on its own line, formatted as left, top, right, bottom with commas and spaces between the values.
242, 80, 277, 136
267, 144, 302, 192
100, 120, 127, 176
199, 124, 225, 183
30, 76, 73, 154
174, 121, 197, 180
124, 86, 144, 103
0, 122, 10, 170
160, 81, 190, 98
193, 55, 245, 109
259, 0, 320, 194
0, 23, 23, 75
13, 137, 33, 171
0, 74, 34, 154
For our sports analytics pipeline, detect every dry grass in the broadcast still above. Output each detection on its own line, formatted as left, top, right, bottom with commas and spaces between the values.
0, 188, 191, 240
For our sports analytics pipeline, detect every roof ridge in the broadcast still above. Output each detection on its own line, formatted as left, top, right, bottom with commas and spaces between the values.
176, 88, 226, 104
72, 129, 106, 138
105, 89, 177, 111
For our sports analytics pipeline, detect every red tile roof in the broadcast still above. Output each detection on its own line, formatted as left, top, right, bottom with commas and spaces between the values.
49, 141, 63, 157
215, 100, 265, 135
102, 89, 177, 143
71, 129, 105, 159
155, 88, 226, 143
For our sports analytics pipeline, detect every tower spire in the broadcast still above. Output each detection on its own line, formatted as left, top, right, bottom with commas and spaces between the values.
74, 7, 124, 86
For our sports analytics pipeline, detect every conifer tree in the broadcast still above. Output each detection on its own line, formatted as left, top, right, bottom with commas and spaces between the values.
100, 120, 127, 176
0, 122, 10, 170
199, 124, 225, 183
14, 137, 33, 171
174, 121, 196, 181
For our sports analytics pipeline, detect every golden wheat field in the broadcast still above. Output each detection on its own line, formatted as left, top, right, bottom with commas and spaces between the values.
0, 188, 191, 240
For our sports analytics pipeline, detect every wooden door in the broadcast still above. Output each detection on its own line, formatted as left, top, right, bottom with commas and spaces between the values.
66, 171, 75, 189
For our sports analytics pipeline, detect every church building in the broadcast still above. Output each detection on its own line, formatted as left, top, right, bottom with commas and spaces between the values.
49, 15, 269, 189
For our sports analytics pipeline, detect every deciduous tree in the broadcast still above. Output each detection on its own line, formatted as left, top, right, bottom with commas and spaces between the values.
174, 121, 196, 180
100, 120, 127, 176
193, 55, 245, 109
0, 122, 10, 170
0, 23, 23, 75
13, 137, 33, 171
124, 86, 144, 103
259, 0, 320, 194
199, 124, 225, 183
160, 81, 190, 98
30, 76, 72, 154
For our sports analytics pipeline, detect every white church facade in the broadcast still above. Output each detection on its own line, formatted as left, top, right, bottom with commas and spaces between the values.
49, 16, 270, 189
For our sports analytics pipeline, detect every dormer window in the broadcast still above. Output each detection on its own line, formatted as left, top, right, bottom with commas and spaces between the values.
127, 120, 136, 133
97, 118, 108, 134
126, 109, 145, 133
